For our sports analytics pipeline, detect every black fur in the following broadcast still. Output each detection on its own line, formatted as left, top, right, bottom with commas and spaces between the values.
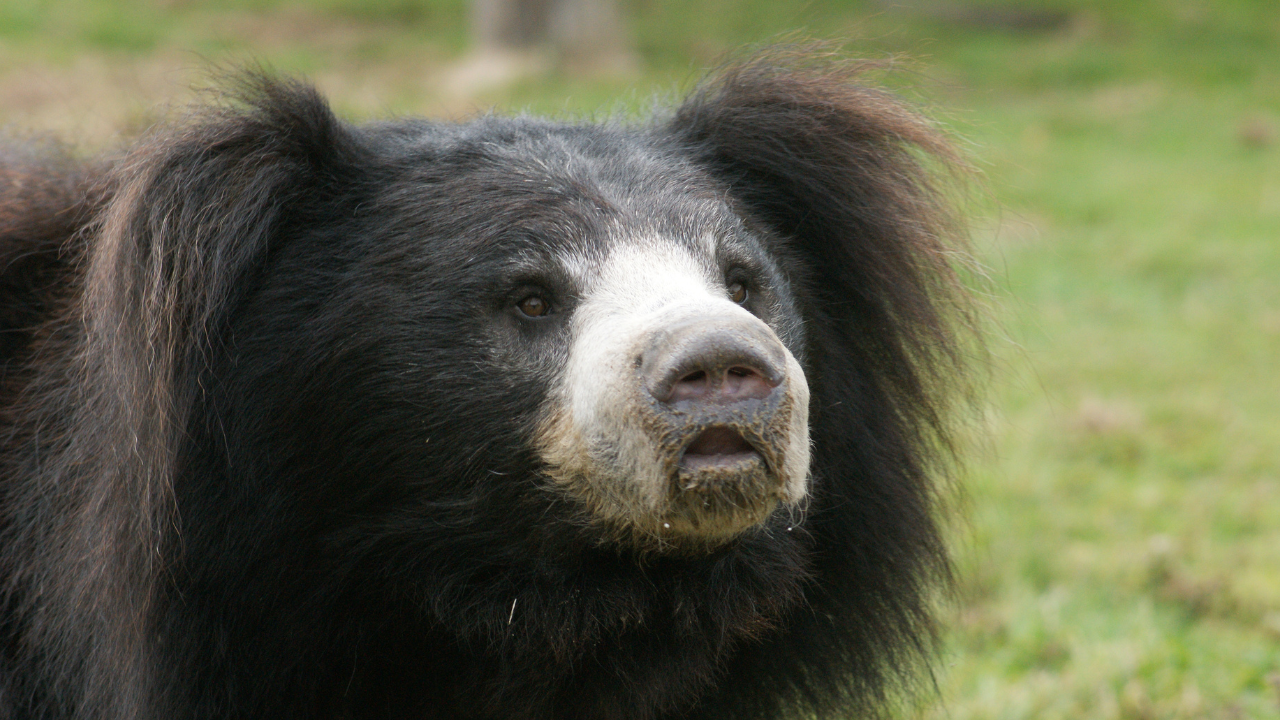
0, 51, 973, 719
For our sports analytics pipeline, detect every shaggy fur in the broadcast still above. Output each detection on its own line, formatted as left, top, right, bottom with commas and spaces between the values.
0, 50, 973, 720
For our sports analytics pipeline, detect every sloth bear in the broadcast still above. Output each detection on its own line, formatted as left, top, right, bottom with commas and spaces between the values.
0, 51, 973, 720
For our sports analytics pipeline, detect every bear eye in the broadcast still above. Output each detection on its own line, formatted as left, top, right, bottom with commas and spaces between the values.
517, 295, 552, 318
727, 281, 748, 305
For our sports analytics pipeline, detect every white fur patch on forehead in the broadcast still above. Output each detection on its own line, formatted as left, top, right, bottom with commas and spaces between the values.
571, 233, 721, 315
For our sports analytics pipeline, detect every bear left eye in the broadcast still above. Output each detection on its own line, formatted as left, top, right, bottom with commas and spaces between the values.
727, 282, 748, 305
517, 295, 552, 318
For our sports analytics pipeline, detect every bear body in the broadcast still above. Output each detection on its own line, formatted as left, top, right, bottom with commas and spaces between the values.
0, 53, 971, 719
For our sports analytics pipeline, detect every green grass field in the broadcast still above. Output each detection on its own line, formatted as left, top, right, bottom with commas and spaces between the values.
3, 1, 1277, 717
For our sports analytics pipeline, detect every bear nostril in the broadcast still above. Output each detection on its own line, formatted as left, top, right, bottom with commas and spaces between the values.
723, 366, 774, 401
670, 370, 709, 402
665, 364, 778, 405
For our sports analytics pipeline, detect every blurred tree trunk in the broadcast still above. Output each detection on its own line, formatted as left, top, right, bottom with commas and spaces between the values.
473, 0, 550, 49
472, 0, 632, 71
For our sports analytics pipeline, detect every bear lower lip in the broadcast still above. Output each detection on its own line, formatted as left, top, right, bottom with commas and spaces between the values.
680, 450, 761, 473
679, 427, 761, 472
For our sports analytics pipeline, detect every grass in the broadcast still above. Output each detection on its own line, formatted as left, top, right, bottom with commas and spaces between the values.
3, 1, 1278, 717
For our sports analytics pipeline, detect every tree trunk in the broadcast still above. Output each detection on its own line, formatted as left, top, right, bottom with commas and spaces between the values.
472, 0, 632, 71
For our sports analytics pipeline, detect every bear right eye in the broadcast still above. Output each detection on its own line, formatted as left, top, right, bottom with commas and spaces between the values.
517, 295, 552, 318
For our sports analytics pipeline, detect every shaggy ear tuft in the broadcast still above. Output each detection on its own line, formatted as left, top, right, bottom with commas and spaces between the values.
85, 73, 363, 493
11, 73, 364, 717
92, 72, 360, 352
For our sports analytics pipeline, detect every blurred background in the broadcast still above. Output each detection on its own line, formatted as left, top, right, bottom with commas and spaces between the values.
2, 0, 1276, 717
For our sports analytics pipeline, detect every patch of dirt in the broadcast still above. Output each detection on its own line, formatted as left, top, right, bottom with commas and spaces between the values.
212, 6, 382, 49
440, 49, 552, 98
0, 54, 201, 147
0, 6, 470, 147
1088, 81, 1165, 119
1073, 395, 1142, 436
1238, 115, 1276, 149
0, 52, 484, 149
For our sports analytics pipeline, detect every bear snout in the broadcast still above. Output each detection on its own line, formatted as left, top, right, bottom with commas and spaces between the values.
641, 316, 786, 407
637, 314, 795, 490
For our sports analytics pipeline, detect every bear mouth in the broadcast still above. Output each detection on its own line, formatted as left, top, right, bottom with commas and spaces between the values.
678, 426, 765, 475
662, 425, 779, 542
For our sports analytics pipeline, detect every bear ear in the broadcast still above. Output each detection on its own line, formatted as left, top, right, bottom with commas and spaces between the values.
90, 73, 360, 353
667, 49, 974, 427
80, 71, 366, 515
84, 73, 362, 571
14, 76, 366, 715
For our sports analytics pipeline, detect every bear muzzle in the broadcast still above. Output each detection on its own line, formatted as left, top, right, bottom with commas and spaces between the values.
537, 295, 810, 551
637, 315, 804, 542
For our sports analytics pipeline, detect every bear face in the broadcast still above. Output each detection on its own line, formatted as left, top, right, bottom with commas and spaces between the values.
535, 228, 812, 547
0, 52, 974, 720
359, 122, 817, 548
